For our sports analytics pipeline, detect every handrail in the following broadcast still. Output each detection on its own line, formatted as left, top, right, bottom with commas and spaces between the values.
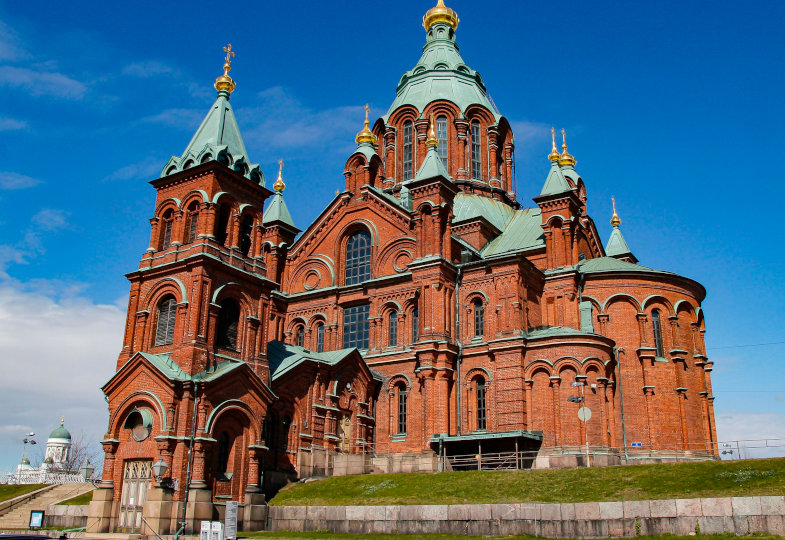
140, 515, 164, 540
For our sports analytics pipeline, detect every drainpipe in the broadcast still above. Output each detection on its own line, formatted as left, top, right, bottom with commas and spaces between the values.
176, 380, 199, 540
614, 348, 629, 464
455, 261, 464, 436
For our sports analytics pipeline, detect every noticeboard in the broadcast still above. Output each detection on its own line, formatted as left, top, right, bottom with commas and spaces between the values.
225, 501, 238, 540
29, 510, 44, 529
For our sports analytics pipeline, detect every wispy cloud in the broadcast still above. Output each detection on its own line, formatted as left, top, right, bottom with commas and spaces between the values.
31, 209, 69, 232
0, 17, 29, 63
141, 108, 204, 129
121, 60, 175, 78
240, 86, 368, 160
0, 65, 86, 99
0, 117, 27, 131
0, 208, 70, 276
0, 172, 41, 190
104, 156, 163, 182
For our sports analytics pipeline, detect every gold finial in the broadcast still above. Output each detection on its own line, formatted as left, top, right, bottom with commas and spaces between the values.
558, 128, 576, 167
273, 159, 285, 192
423, 0, 459, 31
355, 103, 377, 145
611, 196, 621, 227
548, 127, 560, 162
214, 43, 236, 95
427, 113, 438, 147
61, 416, 65, 425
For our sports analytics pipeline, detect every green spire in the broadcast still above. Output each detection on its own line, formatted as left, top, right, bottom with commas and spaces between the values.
410, 117, 450, 182
539, 160, 572, 196
605, 198, 638, 263
263, 161, 298, 231
383, 9, 499, 121
161, 47, 263, 185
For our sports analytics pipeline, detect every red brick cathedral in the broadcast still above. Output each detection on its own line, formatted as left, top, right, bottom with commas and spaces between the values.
89, 1, 717, 534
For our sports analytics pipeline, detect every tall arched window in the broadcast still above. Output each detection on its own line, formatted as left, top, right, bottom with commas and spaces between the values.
476, 377, 487, 430
214, 204, 231, 246
412, 307, 419, 343
436, 115, 448, 168
471, 120, 482, 180
389, 311, 398, 347
345, 231, 371, 285
396, 382, 407, 434
154, 295, 177, 346
184, 202, 199, 244
217, 431, 231, 476
216, 298, 240, 350
161, 210, 174, 250
473, 298, 485, 337
295, 325, 305, 347
402, 121, 414, 181
280, 416, 291, 452
652, 309, 665, 358
239, 214, 254, 256
316, 323, 325, 353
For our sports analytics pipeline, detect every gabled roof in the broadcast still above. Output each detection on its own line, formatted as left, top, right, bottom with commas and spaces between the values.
161, 93, 264, 185
410, 146, 450, 183
267, 341, 359, 381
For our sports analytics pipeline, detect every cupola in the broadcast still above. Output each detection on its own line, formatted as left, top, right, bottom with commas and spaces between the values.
423, 0, 459, 31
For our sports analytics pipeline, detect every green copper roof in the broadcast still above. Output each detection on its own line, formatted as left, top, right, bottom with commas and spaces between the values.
526, 326, 599, 339
539, 162, 572, 196
605, 225, 635, 260
410, 145, 450, 182
451, 193, 544, 257
49, 423, 71, 440
384, 22, 500, 121
161, 92, 264, 185
577, 256, 674, 276
267, 340, 358, 382
263, 191, 297, 230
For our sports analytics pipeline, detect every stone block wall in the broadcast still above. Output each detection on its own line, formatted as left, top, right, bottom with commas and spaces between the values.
268, 496, 785, 537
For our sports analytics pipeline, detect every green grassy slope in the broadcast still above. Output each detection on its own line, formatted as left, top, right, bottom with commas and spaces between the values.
0, 484, 47, 503
270, 458, 785, 506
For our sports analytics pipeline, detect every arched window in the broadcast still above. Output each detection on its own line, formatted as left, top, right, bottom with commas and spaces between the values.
471, 120, 482, 180
473, 298, 485, 337
345, 231, 371, 285
402, 121, 414, 181
436, 115, 448, 168
214, 204, 231, 246
239, 214, 254, 256
184, 202, 199, 244
216, 298, 240, 350
396, 382, 407, 434
161, 209, 174, 250
389, 311, 398, 347
412, 307, 419, 343
652, 309, 665, 358
295, 325, 305, 347
154, 295, 177, 346
217, 431, 231, 475
280, 416, 291, 452
316, 323, 325, 353
476, 377, 487, 430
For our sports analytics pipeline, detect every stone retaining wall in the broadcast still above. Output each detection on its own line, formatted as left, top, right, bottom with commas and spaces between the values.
268, 496, 785, 537
45, 504, 88, 529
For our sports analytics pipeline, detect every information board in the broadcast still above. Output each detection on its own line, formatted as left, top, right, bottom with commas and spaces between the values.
225, 501, 238, 540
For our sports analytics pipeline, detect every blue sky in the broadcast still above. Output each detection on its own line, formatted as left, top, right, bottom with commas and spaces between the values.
1, 0, 784, 470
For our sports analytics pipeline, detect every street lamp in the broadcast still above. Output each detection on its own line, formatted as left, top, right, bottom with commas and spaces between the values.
80, 458, 95, 481
153, 458, 168, 481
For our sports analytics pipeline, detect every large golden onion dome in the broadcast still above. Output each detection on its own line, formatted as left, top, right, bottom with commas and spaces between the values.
423, 0, 459, 31
214, 44, 236, 95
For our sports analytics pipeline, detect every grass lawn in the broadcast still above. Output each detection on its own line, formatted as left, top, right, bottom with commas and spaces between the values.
241, 532, 784, 540
0, 484, 46, 503
270, 457, 785, 506
58, 490, 94, 505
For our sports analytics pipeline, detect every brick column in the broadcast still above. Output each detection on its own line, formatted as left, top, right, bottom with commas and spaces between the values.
550, 376, 561, 446
523, 379, 533, 430
454, 119, 469, 180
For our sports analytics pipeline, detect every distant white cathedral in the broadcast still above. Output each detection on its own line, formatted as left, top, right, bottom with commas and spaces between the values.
14, 419, 82, 484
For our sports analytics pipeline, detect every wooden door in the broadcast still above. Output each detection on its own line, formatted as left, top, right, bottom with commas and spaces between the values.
337, 413, 351, 452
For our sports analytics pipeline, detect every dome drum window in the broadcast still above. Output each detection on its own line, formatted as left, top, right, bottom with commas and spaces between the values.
124, 408, 153, 442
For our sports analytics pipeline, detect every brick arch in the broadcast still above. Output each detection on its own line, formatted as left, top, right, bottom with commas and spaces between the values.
581, 295, 603, 314
387, 105, 420, 126
464, 366, 492, 386
108, 390, 167, 437
674, 299, 697, 319
602, 293, 642, 313
287, 256, 336, 292
374, 236, 416, 276
181, 189, 209, 207
556, 357, 582, 376
154, 197, 182, 217
524, 360, 553, 379
211, 282, 252, 313
307, 312, 328, 326
205, 399, 261, 442
464, 104, 495, 124
287, 316, 307, 334
386, 373, 412, 392
642, 294, 674, 315
142, 277, 188, 309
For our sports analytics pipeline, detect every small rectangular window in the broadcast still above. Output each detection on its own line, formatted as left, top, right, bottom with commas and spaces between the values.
389, 313, 398, 347
343, 304, 370, 350
397, 389, 407, 434
316, 324, 325, 353
437, 116, 448, 169
403, 122, 413, 181
162, 220, 173, 250
471, 121, 482, 180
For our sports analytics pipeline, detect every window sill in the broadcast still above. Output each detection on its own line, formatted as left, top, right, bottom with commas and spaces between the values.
391, 434, 407, 441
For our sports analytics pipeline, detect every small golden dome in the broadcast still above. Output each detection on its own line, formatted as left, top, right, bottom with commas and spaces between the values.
273, 159, 285, 192
548, 127, 560, 162
214, 44, 236, 95
355, 104, 377, 145
558, 128, 577, 167
426, 113, 438, 147
611, 196, 621, 227
423, 0, 459, 31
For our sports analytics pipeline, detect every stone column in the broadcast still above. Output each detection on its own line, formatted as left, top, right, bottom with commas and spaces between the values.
454, 119, 469, 180
550, 376, 561, 446
414, 119, 429, 170
523, 379, 533, 430
384, 128, 396, 187
148, 217, 161, 252
86, 440, 119, 533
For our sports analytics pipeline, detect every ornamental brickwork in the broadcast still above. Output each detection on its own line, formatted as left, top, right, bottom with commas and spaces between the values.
89, 1, 716, 534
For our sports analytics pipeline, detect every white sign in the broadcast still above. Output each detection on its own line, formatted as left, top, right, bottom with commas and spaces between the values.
200, 521, 211, 540
224, 501, 238, 540
577, 406, 592, 421
211, 521, 224, 540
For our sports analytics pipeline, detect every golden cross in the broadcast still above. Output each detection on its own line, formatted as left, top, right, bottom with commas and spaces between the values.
561, 128, 567, 147
612, 196, 617, 214
61, 416, 65, 425
551, 127, 556, 149
223, 44, 235, 65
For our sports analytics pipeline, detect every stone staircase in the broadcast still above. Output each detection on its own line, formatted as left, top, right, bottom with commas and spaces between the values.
0, 483, 95, 529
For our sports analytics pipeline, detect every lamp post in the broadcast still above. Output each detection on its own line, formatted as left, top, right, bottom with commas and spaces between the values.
152, 458, 168, 484
80, 458, 95, 482
22, 434, 37, 461
568, 382, 591, 467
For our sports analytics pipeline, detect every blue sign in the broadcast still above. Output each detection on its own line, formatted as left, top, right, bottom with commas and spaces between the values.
29, 510, 44, 528
631, 442, 643, 447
